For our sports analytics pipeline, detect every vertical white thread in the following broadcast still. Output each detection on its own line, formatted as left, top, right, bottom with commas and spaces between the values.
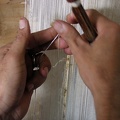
24, 1, 120, 120
25, 0, 70, 120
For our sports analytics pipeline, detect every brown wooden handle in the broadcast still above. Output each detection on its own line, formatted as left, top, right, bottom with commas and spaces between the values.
72, 4, 97, 42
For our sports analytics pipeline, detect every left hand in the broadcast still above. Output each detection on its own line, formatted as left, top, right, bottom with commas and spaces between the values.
0, 18, 57, 120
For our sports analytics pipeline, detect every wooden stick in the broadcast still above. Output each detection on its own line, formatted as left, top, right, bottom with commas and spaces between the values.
72, 3, 97, 42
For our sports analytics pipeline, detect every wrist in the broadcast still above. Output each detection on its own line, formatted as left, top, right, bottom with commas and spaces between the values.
0, 92, 4, 116
0, 92, 10, 117
93, 91, 120, 120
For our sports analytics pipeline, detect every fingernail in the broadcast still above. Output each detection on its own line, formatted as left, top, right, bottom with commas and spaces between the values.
54, 20, 62, 28
27, 84, 34, 92
53, 20, 63, 33
19, 19, 26, 29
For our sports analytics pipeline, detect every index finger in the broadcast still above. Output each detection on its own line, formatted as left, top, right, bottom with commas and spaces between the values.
86, 10, 114, 33
67, 9, 114, 33
28, 27, 57, 49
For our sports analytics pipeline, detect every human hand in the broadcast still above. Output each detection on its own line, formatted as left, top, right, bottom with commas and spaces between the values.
53, 10, 120, 120
0, 18, 56, 120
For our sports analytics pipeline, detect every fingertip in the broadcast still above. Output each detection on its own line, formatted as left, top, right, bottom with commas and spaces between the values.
64, 48, 73, 55
19, 19, 26, 29
9, 18, 31, 57
53, 20, 75, 36
53, 20, 64, 34
39, 54, 51, 77
66, 12, 78, 24
54, 38, 69, 49
53, 20, 90, 56
40, 67, 49, 78
19, 17, 30, 33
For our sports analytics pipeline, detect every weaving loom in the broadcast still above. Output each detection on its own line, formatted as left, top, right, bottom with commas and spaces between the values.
23, 0, 120, 120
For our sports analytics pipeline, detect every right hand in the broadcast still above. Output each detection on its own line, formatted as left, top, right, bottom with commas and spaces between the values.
53, 10, 120, 120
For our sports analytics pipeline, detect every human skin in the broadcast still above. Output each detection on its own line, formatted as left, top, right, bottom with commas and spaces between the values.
1, 9, 120, 120
0, 18, 57, 120
53, 10, 120, 120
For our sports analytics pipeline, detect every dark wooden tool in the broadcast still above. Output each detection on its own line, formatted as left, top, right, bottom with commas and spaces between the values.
67, 0, 97, 42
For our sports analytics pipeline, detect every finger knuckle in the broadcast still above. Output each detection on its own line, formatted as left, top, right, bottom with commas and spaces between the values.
49, 28, 57, 38
16, 32, 27, 41
86, 9, 98, 18
6, 51, 17, 63
109, 23, 120, 35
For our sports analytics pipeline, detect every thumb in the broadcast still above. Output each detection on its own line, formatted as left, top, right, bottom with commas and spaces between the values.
10, 18, 30, 57
53, 20, 89, 54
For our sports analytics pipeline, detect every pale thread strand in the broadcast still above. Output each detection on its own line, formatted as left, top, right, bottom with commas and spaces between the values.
35, 34, 59, 56
52, 58, 67, 68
